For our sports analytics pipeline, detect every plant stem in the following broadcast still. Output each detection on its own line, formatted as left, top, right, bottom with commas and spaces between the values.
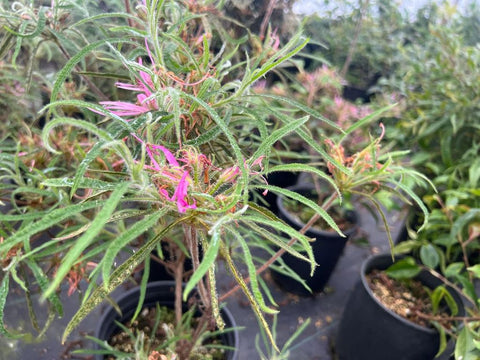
259, 0, 277, 41
415, 311, 480, 322
424, 266, 479, 311
173, 247, 186, 326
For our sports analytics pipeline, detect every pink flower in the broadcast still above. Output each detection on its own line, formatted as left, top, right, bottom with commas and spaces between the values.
219, 166, 240, 183
99, 58, 158, 118
172, 171, 197, 213
132, 134, 197, 213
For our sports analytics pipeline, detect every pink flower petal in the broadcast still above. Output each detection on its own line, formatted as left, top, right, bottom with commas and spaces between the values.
151, 145, 180, 167
173, 171, 196, 213
100, 101, 150, 117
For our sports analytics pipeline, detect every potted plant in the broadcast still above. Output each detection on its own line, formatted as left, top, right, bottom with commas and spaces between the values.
376, 7, 480, 356
260, 112, 432, 296
0, 0, 351, 356
336, 253, 466, 360
90, 281, 239, 360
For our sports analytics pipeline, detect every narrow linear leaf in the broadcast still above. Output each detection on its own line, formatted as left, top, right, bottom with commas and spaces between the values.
43, 182, 130, 299
41, 117, 113, 154
241, 213, 315, 275
132, 255, 150, 323
253, 184, 344, 237
341, 104, 396, 140
50, 39, 132, 103
230, 228, 277, 314
24, 259, 63, 316
266, 164, 341, 200
251, 116, 309, 162
70, 142, 103, 198
102, 209, 166, 289
0, 200, 106, 254
4, 9, 46, 38
220, 245, 279, 352
179, 92, 243, 163
62, 216, 188, 343
389, 180, 430, 232
253, 93, 342, 132
42, 177, 119, 190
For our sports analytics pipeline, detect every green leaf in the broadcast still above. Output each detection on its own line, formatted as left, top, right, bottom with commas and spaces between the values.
102, 210, 166, 289
393, 240, 418, 255
467, 264, 480, 279
24, 259, 63, 317
0, 275, 15, 338
41, 116, 113, 154
255, 184, 344, 236
451, 209, 480, 239
247, 33, 308, 90
252, 93, 342, 132
179, 92, 243, 163
419, 244, 440, 269
43, 182, 130, 299
4, 8, 46, 38
70, 12, 141, 29
183, 229, 221, 301
241, 213, 315, 275
432, 323, 447, 358
455, 327, 475, 360
70, 142, 103, 198
42, 177, 119, 190
251, 116, 310, 162
62, 216, 187, 343
0, 201, 106, 254
444, 262, 464, 278
132, 254, 150, 323
340, 104, 396, 141
266, 163, 341, 200
231, 229, 277, 314
50, 39, 132, 103
385, 257, 421, 279
431, 286, 458, 316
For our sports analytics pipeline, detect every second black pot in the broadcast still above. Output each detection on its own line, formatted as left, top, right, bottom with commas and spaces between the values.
270, 183, 358, 296
94, 281, 238, 360
335, 253, 464, 360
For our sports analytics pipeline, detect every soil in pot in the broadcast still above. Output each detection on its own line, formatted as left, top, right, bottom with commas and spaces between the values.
107, 305, 228, 360
95, 282, 238, 360
335, 254, 464, 360
366, 270, 448, 329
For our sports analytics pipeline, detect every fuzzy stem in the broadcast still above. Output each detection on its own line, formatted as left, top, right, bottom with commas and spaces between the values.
173, 247, 185, 326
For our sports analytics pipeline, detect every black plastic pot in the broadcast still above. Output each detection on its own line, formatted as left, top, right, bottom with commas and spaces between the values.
94, 281, 238, 360
147, 246, 195, 283
335, 253, 464, 360
270, 183, 358, 296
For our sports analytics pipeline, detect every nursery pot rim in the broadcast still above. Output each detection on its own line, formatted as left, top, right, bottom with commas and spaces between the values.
360, 253, 444, 334
94, 280, 239, 359
276, 182, 358, 238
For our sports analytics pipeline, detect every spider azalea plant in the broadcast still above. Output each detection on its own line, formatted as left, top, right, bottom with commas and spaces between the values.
0, 0, 346, 357
0, 1, 431, 358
